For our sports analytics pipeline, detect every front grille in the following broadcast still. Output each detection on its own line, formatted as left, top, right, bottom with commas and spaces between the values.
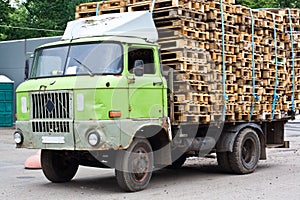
31, 91, 73, 119
32, 121, 70, 133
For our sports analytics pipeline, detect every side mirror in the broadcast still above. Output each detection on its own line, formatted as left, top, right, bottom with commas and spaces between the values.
133, 60, 144, 77
25, 59, 29, 80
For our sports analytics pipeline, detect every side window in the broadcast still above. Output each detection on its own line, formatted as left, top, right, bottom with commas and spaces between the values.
128, 48, 155, 74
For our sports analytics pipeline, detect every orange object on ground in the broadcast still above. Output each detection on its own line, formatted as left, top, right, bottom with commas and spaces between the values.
24, 150, 42, 169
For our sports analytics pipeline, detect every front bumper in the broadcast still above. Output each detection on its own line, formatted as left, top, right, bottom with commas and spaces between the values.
15, 119, 162, 150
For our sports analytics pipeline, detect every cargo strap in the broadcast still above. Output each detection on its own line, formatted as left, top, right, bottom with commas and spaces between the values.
220, 0, 228, 121
288, 8, 295, 113
250, 9, 259, 119
271, 13, 279, 119
96, 0, 105, 16
150, 0, 157, 14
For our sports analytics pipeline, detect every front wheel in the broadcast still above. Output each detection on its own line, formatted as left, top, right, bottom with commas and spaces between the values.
115, 138, 153, 192
228, 128, 261, 174
41, 150, 79, 183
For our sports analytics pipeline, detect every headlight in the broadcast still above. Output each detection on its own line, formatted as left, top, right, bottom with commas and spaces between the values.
14, 131, 23, 144
88, 132, 100, 147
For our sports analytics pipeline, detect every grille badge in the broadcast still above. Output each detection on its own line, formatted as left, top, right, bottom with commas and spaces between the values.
46, 99, 55, 113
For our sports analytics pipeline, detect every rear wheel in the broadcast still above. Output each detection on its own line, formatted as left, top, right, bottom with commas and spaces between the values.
228, 128, 261, 174
115, 138, 153, 192
41, 150, 79, 183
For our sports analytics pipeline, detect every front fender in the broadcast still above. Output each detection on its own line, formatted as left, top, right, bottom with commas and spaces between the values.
120, 118, 170, 149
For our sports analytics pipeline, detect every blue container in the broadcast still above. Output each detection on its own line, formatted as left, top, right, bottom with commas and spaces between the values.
0, 75, 14, 127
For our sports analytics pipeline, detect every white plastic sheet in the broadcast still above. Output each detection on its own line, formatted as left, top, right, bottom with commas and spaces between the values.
62, 11, 158, 42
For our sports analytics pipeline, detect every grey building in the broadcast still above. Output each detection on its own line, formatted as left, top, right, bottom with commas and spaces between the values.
0, 36, 61, 125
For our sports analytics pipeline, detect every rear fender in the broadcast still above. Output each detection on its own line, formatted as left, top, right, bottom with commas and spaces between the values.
216, 123, 266, 160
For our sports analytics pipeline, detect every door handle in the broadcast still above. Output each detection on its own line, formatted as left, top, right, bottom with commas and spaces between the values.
128, 77, 135, 84
153, 82, 163, 86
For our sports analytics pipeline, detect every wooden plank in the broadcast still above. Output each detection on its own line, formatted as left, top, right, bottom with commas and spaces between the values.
158, 37, 201, 50
161, 48, 209, 64
128, 0, 185, 12
99, 7, 126, 15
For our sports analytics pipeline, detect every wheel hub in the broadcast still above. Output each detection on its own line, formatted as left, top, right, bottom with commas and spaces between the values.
242, 139, 254, 163
131, 147, 150, 182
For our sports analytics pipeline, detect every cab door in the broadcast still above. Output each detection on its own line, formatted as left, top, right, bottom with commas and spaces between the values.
127, 46, 164, 119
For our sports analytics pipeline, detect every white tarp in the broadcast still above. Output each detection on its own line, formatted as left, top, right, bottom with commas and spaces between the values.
62, 11, 158, 42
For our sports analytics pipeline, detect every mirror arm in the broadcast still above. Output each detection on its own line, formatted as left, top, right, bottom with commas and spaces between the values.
25, 59, 29, 80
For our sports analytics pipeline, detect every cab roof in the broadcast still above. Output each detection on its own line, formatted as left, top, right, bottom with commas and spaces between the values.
37, 35, 159, 50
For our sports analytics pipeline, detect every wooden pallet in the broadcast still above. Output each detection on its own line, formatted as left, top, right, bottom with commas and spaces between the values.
99, 7, 127, 15
161, 48, 209, 64
159, 37, 201, 50
76, 0, 127, 18
128, 0, 185, 12
75, 12, 96, 19
174, 114, 211, 123
155, 19, 207, 32
76, 2, 99, 12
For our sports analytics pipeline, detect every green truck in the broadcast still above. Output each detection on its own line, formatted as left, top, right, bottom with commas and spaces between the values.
14, 11, 290, 191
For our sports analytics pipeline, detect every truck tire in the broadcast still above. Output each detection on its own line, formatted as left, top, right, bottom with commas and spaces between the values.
217, 152, 233, 173
228, 128, 261, 174
41, 150, 79, 183
115, 138, 153, 192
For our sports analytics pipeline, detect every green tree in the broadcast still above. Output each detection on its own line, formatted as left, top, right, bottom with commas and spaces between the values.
6, 4, 34, 40
1, 0, 94, 41
236, 0, 300, 8
22, 0, 82, 38
0, 0, 14, 40
21, 0, 97, 37
277, 0, 300, 8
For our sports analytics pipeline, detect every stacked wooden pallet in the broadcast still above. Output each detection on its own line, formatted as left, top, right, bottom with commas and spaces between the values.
154, 1, 226, 123
75, 0, 300, 123
274, 9, 300, 114
75, 0, 127, 18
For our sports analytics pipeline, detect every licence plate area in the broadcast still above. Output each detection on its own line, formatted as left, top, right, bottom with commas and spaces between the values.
30, 121, 74, 149
42, 136, 65, 144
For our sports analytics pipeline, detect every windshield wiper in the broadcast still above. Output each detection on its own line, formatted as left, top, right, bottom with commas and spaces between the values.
73, 58, 94, 76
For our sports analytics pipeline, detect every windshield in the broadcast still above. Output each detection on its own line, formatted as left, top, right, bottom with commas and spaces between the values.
30, 42, 123, 78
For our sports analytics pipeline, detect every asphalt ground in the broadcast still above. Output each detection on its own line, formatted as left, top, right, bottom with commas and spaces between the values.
0, 123, 300, 200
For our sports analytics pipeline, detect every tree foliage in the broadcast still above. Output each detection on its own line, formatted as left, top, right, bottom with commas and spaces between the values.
0, 0, 94, 41
0, 0, 299, 41
236, 0, 300, 8
0, 0, 14, 40
22, 0, 88, 38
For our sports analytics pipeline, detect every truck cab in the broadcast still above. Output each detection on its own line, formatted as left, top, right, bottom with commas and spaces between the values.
15, 36, 169, 151
15, 34, 174, 191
